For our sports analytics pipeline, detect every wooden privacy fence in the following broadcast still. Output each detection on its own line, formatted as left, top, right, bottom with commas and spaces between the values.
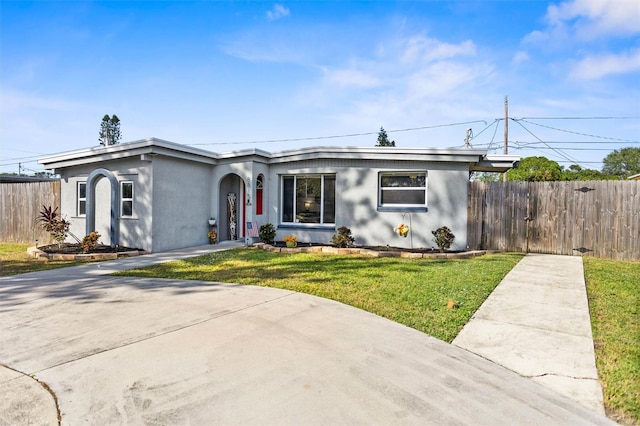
468, 180, 640, 261
0, 181, 61, 244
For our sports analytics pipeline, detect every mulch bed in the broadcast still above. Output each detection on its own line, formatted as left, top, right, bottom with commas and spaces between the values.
37, 243, 145, 255
269, 242, 456, 254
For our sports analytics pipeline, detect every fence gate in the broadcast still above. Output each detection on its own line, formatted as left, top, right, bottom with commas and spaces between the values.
468, 181, 640, 261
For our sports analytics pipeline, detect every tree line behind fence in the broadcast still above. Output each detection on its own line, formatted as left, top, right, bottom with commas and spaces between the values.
1, 180, 638, 260
468, 180, 639, 261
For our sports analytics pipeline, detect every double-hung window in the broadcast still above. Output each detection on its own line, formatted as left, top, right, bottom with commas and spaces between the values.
281, 174, 335, 225
121, 181, 134, 217
379, 172, 427, 209
77, 182, 86, 216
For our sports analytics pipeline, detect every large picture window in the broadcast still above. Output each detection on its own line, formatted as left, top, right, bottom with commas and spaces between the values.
77, 182, 86, 216
281, 174, 335, 225
121, 181, 134, 217
379, 172, 427, 208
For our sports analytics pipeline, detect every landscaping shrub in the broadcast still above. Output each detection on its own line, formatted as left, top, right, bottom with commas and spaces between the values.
259, 223, 276, 244
432, 226, 455, 252
331, 226, 355, 248
35, 205, 72, 247
81, 232, 101, 253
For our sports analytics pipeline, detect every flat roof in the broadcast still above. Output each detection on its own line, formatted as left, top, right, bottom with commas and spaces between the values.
39, 137, 519, 172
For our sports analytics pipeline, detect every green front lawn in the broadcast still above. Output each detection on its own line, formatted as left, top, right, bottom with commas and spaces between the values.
584, 257, 640, 425
2, 242, 637, 424
0, 243, 82, 276
114, 248, 523, 343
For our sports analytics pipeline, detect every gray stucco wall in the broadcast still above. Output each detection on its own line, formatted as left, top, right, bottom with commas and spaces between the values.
150, 156, 212, 252
263, 159, 470, 251
58, 158, 153, 250
55, 152, 472, 252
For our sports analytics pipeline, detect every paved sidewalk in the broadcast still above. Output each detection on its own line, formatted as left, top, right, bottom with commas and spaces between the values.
1, 246, 613, 425
453, 253, 605, 414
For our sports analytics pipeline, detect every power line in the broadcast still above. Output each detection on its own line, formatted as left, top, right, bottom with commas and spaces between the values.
516, 119, 637, 142
519, 116, 639, 120
513, 140, 640, 145
0, 159, 41, 167
515, 146, 622, 151
511, 119, 581, 165
187, 120, 489, 146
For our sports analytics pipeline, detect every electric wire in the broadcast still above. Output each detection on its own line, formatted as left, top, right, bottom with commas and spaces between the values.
2, 116, 638, 172
187, 120, 488, 146
517, 119, 637, 142
511, 119, 582, 165
520, 116, 639, 120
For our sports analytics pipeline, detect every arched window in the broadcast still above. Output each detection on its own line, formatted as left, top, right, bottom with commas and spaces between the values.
256, 174, 264, 215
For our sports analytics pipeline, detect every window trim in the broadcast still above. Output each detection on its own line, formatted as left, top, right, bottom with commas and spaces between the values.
280, 174, 336, 226
378, 171, 427, 210
77, 181, 86, 217
120, 180, 134, 217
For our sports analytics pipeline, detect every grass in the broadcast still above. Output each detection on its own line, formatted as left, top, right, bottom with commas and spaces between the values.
0, 243, 83, 276
114, 248, 523, 342
584, 257, 640, 425
2, 242, 637, 423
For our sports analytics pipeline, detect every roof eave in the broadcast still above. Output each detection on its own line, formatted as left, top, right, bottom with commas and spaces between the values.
38, 138, 219, 169
470, 155, 521, 173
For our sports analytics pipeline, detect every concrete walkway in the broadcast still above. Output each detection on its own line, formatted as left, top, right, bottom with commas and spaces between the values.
453, 253, 605, 414
0, 245, 613, 425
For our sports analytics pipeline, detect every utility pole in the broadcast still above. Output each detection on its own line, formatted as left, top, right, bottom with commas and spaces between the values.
503, 96, 509, 182
465, 128, 472, 149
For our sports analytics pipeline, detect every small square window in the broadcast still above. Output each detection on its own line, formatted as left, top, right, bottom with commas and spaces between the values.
121, 181, 133, 217
379, 172, 427, 208
77, 182, 86, 216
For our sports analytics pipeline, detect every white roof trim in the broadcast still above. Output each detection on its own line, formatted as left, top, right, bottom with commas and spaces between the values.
39, 137, 519, 172
471, 155, 520, 172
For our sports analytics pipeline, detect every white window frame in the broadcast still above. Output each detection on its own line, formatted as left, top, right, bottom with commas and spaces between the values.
120, 181, 134, 217
378, 171, 427, 209
77, 182, 87, 216
280, 174, 335, 225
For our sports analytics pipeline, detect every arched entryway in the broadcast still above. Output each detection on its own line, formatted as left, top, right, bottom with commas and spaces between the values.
218, 174, 246, 241
85, 168, 120, 247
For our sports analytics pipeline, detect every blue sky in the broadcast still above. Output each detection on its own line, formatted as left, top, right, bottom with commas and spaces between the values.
1, 0, 639, 174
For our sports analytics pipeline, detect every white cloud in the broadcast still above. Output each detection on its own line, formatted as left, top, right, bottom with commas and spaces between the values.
322, 68, 381, 88
220, 35, 306, 63
401, 35, 476, 64
542, 0, 640, 40
297, 33, 496, 134
266, 4, 290, 21
0, 89, 78, 112
511, 51, 530, 65
570, 48, 640, 80
319, 35, 479, 91
407, 62, 477, 97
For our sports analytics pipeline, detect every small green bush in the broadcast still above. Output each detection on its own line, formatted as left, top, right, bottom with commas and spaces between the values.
331, 226, 355, 248
432, 226, 455, 252
81, 232, 101, 253
259, 223, 276, 244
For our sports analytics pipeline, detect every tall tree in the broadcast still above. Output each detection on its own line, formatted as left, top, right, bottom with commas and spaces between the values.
602, 147, 640, 178
506, 156, 564, 182
98, 114, 122, 146
562, 164, 616, 181
375, 126, 395, 147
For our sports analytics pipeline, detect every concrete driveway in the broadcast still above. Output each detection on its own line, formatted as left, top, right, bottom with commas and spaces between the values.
0, 244, 614, 425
